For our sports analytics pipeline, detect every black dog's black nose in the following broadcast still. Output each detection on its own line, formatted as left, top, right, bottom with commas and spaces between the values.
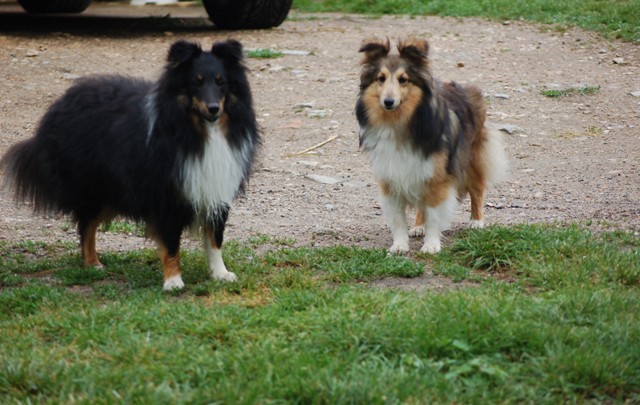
383, 98, 395, 109
207, 103, 220, 116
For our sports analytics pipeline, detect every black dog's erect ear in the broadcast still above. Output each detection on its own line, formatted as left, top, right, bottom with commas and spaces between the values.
397, 38, 429, 66
211, 39, 244, 64
358, 37, 390, 63
167, 40, 203, 67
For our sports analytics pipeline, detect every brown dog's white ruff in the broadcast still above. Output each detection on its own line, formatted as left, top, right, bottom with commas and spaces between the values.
356, 37, 507, 254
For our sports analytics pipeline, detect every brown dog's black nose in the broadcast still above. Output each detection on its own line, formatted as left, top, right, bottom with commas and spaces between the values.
207, 103, 220, 116
383, 98, 395, 109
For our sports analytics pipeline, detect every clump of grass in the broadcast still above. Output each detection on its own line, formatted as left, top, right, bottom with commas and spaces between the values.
247, 233, 296, 248
541, 85, 600, 98
267, 245, 425, 282
541, 88, 573, 98
577, 85, 601, 95
436, 224, 640, 289
101, 220, 145, 237
246, 48, 283, 59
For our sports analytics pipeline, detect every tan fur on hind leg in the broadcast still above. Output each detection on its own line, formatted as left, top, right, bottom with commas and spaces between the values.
81, 218, 104, 268
158, 244, 184, 291
466, 169, 486, 228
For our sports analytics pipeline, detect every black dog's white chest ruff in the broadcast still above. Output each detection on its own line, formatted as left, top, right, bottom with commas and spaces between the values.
181, 123, 255, 221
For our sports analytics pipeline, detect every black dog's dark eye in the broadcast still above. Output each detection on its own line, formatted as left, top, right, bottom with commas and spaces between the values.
377, 75, 386, 83
215, 75, 224, 85
195, 75, 204, 85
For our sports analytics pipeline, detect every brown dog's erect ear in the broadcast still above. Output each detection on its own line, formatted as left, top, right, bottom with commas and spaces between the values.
358, 37, 391, 63
397, 38, 430, 66
167, 40, 203, 67
211, 39, 244, 64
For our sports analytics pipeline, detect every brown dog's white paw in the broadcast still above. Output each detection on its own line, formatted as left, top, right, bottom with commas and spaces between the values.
409, 225, 425, 237
163, 275, 185, 291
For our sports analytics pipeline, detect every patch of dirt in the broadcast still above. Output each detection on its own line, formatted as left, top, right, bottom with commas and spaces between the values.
1, 3, 639, 291
369, 269, 477, 292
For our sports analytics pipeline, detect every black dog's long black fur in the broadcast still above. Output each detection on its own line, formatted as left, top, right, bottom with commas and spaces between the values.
1, 40, 260, 289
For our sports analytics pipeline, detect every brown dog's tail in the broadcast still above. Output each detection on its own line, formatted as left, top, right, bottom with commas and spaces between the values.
459, 84, 508, 188
478, 127, 509, 188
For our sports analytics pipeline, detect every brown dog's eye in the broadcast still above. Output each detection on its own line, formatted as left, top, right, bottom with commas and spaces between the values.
398, 76, 409, 85
377, 75, 386, 84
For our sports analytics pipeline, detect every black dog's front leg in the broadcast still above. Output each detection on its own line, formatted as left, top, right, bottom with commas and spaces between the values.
204, 205, 236, 281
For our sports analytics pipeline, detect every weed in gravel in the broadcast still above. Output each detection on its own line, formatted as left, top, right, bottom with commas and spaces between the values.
246, 48, 283, 59
540, 85, 600, 97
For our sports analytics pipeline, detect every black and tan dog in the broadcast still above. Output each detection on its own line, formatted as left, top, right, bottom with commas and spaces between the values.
1, 40, 260, 290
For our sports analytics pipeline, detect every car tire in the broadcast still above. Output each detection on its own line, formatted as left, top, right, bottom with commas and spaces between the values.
18, 0, 92, 13
203, 0, 292, 29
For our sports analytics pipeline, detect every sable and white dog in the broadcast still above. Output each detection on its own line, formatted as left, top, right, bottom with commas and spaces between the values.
356, 38, 507, 254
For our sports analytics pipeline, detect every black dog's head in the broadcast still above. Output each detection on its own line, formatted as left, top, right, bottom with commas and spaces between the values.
163, 39, 247, 123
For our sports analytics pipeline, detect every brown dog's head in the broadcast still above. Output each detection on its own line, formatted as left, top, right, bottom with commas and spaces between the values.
358, 38, 433, 124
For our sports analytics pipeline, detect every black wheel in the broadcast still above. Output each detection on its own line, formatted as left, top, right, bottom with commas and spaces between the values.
18, 0, 92, 13
203, 0, 292, 29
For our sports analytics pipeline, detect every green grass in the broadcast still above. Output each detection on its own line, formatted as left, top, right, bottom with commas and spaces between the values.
245, 48, 284, 59
292, 0, 640, 42
101, 220, 146, 237
541, 85, 601, 98
434, 224, 640, 288
1, 224, 639, 403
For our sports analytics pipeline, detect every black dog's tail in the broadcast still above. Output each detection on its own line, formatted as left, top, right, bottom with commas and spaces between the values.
1, 138, 59, 214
